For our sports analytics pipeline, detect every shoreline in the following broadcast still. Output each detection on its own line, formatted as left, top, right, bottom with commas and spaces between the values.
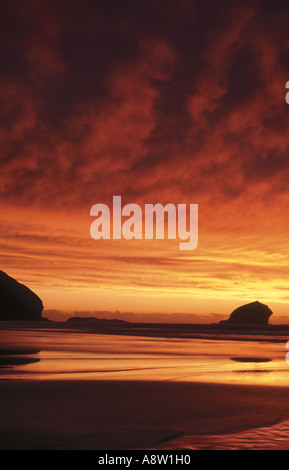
2, 320, 289, 347
1, 379, 289, 450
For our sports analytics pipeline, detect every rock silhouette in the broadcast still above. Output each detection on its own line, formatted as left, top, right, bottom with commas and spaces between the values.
219, 301, 273, 326
67, 317, 128, 327
0, 270, 44, 321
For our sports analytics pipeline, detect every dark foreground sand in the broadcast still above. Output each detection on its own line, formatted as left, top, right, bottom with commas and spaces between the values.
1, 379, 289, 450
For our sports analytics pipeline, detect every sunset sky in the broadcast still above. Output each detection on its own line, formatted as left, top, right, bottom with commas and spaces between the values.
1, 0, 289, 322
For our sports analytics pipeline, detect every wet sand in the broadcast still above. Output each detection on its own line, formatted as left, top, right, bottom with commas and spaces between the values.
1, 379, 289, 450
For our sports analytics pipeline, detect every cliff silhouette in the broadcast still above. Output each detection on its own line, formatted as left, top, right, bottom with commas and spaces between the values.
0, 270, 44, 321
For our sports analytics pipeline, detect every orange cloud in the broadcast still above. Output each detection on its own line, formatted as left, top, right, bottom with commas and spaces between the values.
1, 1, 289, 320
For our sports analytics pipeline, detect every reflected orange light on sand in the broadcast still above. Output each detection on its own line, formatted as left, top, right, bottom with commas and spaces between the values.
0, 329, 287, 385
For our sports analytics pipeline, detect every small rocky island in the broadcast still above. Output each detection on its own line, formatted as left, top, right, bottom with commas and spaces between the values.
0, 270, 44, 321
219, 301, 273, 326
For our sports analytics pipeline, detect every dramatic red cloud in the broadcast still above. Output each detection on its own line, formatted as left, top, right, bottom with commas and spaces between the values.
1, 0, 289, 321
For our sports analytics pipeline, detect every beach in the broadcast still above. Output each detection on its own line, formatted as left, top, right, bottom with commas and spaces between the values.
1, 379, 289, 450
1, 324, 289, 449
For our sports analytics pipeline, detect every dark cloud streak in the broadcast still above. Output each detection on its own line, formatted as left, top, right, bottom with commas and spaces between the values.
1, 0, 289, 213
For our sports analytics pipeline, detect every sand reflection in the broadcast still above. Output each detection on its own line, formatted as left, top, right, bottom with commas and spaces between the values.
1, 327, 289, 385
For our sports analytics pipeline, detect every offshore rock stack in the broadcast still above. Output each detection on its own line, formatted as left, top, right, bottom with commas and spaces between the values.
219, 301, 273, 326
